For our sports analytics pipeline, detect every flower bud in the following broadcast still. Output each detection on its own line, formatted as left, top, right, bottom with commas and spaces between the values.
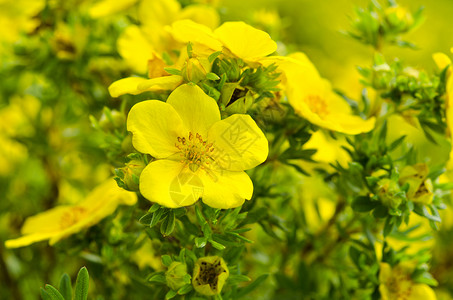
192, 256, 229, 296
182, 57, 208, 83
165, 262, 189, 291
384, 5, 414, 32
377, 178, 402, 208
120, 159, 145, 191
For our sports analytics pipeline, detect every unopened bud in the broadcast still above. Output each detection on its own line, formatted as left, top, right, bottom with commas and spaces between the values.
384, 6, 414, 32
399, 163, 433, 204
182, 58, 208, 83
121, 159, 145, 191
377, 178, 402, 208
165, 262, 189, 290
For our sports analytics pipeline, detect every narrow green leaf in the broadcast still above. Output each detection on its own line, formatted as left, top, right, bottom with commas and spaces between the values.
236, 274, 269, 298
208, 51, 222, 63
352, 196, 378, 212
44, 285, 65, 300
40, 288, 52, 300
206, 72, 220, 80
208, 239, 226, 250
177, 284, 193, 295
166, 289, 178, 299
150, 208, 167, 228
148, 274, 167, 284
58, 273, 72, 300
74, 267, 89, 300
164, 68, 181, 76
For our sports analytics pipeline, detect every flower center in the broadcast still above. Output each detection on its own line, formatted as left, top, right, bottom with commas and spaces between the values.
59, 207, 87, 229
386, 268, 413, 299
304, 95, 329, 118
175, 132, 215, 172
196, 260, 226, 292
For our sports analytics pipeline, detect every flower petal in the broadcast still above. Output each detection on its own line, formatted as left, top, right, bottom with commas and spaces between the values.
200, 169, 253, 209
208, 114, 268, 171
89, 0, 139, 18
140, 160, 202, 208
136, 75, 183, 92
127, 100, 186, 158
169, 19, 222, 54
5, 232, 59, 248
410, 283, 436, 299
109, 77, 149, 98
166, 84, 220, 137
138, 0, 180, 27
178, 5, 220, 29
215, 22, 277, 61
117, 25, 154, 74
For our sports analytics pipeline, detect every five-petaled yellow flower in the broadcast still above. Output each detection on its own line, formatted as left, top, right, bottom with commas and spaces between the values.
379, 262, 436, 300
127, 84, 268, 208
5, 179, 137, 248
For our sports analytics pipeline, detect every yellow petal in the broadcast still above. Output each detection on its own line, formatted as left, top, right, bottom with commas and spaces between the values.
170, 19, 222, 54
140, 160, 202, 208
5, 232, 59, 248
410, 284, 437, 300
200, 169, 253, 209
378, 262, 392, 283
207, 114, 268, 171
89, 0, 139, 18
166, 84, 220, 137
214, 22, 277, 61
108, 77, 149, 98
117, 25, 154, 74
21, 206, 71, 235
127, 100, 186, 158
138, 0, 180, 27
432, 52, 451, 70
178, 5, 220, 29
136, 75, 183, 92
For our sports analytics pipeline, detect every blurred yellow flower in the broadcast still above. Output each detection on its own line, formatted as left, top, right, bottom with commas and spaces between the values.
127, 84, 268, 208
433, 49, 453, 169
117, 0, 219, 74
379, 262, 436, 300
260, 53, 376, 135
89, 0, 139, 18
5, 179, 137, 248
170, 20, 277, 63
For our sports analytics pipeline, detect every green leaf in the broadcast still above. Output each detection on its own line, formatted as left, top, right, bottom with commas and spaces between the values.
59, 273, 72, 300
373, 205, 388, 218
195, 237, 207, 248
209, 238, 226, 250
177, 284, 193, 295
44, 285, 65, 300
161, 210, 176, 236
352, 196, 379, 212
227, 274, 252, 285
161, 255, 172, 267
208, 51, 222, 63
40, 288, 52, 300
164, 68, 181, 76
206, 72, 220, 81
139, 213, 153, 225
150, 208, 167, 228
166, 289, 178, 299
236, 274, 269, 298
74, 267, 89, 300
148, 273, 167, 284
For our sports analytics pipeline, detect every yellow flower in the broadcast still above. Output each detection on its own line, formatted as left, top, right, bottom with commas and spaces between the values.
379, 262, 436, 300
89, 0, 139, 18
127, 84, 268, 208
117, 0, 219, 74
5, 179, 137, 248
170, 20, 277, 63
260, 53, 376, 135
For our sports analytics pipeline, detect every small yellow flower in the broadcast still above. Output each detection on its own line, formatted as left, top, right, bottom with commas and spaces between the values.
379, 262, 437, 300
5, 179, 137, 248
260, 53, 376, 135
127, 84, 268, 208
192, 256, 229, 296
